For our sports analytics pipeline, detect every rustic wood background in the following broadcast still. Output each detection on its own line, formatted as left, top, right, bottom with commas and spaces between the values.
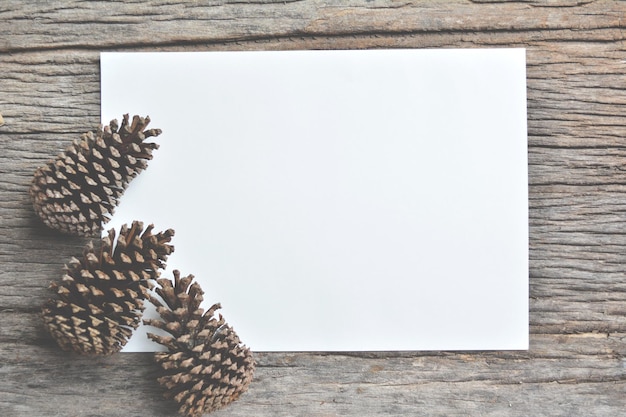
1, 1, 625, 416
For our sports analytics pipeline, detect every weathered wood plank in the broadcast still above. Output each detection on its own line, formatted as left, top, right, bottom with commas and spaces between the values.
1, 310, 625, 415
1, 0, 626, 416
1, 332, 625, 416
1, 0, 624, 52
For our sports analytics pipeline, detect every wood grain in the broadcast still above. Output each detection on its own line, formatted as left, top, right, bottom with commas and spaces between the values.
1, 1, 625, 416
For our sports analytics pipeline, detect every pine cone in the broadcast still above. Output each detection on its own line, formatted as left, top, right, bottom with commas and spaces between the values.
30, 114, 162, 237
145, 271, 255, 417
42, 221, 175, 355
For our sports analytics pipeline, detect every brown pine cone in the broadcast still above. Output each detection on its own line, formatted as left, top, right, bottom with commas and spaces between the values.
145, 271, 255, 417
42, 221, 175, 355
30, 114, 162, 237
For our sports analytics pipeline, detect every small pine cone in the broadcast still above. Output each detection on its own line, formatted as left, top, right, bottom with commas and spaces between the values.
145, 271, 255, 417
30, 114, 162, 237
42, 221, 175, 355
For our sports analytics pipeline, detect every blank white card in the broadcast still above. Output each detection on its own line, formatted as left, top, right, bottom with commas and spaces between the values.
101, 49, 528, 352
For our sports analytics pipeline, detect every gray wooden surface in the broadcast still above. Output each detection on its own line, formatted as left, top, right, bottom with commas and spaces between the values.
1, 1, 626, 416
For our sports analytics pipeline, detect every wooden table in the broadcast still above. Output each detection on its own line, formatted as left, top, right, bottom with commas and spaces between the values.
1, 1, 625, 416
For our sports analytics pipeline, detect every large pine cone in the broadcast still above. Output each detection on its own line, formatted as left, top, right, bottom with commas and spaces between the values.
42, 221, 175, 355
145, 271, 255, 416
30, 114, 162, 237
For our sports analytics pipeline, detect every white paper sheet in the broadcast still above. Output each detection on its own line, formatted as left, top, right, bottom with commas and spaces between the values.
101, 49, 528, 352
